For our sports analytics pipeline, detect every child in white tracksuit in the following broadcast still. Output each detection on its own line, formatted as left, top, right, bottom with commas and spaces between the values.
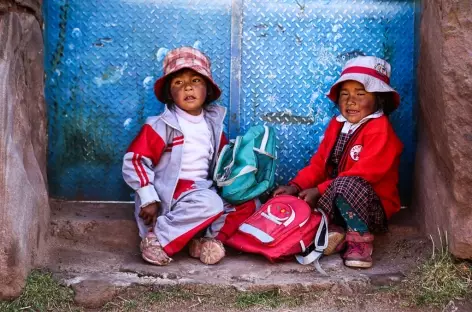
123, 47, 250, 266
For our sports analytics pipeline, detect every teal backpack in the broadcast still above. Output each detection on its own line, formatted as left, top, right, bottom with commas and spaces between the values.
214, 125, 277, 205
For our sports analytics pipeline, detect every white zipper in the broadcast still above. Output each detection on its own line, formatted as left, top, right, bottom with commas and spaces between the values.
161, 115, 184, 210
211, 107, 227, 174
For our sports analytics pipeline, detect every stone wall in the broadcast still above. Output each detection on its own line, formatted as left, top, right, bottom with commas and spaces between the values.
0, 0, 49, 299
414, 0, 472, 258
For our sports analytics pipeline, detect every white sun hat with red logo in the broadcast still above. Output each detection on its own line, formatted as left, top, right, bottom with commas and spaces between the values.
153, 46, 221, 104
326, 56, 400, 111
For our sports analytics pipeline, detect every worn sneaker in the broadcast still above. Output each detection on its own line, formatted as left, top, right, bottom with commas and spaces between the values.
323, 224, 346, 256
140, 232, 172, 266
199, 238, 225, 265
188, 237, 204, 259
343, 231, 374, 268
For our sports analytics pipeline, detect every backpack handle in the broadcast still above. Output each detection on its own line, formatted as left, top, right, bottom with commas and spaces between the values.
295, 209, 329, 276
214, 136, 258, 186
253, 125, 276, 159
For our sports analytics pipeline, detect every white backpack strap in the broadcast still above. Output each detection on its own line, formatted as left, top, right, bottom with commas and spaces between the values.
216, 165, 257, 186
260, 125, 270, 152
295, 250, 326, 276
214, 136, 242, 183
253, 125, 276, 159
295, 209, 329, 276
213, 143, 231, 182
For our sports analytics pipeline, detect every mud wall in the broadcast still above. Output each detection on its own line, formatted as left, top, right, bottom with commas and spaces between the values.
414, 0, 472, 258
0, 0, 49, 299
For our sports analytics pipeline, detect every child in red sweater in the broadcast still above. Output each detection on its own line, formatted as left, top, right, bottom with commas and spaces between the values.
274, 56, 403, 268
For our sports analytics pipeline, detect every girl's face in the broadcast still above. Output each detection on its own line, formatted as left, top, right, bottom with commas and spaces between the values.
338, 80, 376, 124
169, 69, 207, 116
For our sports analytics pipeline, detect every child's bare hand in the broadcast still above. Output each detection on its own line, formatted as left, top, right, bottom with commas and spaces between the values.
273, 185, 299, 197
139, 202, 159, 226
298, 188, 321, 208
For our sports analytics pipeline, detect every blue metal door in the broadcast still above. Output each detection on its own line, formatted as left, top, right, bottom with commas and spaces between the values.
44, 0, 416, 202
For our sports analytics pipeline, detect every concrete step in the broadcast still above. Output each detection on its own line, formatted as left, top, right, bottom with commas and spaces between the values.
47, 245, 406, 293
46, 201, 429, 307
49, 199, 421, 253
49, 199, 140, 252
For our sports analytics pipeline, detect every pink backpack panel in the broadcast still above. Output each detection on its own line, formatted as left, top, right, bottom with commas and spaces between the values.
226, 195, 328, 274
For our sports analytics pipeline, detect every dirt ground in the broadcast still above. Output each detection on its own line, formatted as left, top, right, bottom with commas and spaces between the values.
82, 285, 472, 312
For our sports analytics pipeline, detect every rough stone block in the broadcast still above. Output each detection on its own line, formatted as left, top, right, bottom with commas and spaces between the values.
15, 0, 42, 13
0, 1, 42, 23
415, 0, 472, 259
72, 280, 120, 309
0, 12, 49, 299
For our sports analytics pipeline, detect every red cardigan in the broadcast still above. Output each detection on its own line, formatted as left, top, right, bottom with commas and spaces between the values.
290, 116, 403, 219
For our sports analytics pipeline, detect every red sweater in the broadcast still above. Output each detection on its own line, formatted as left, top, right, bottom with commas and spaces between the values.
290, 116, 403, 219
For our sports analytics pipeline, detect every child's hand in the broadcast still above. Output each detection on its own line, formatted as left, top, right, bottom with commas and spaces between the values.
139, 202, 160, 226
273, 185, 299, 196
298, 188, 321, 209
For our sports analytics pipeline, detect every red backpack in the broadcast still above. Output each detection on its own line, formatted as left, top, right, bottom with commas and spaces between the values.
226, 195, 328, 274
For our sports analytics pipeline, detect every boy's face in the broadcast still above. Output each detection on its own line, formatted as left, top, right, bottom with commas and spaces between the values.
338, 80, 376, 124
169, 69, 207, 116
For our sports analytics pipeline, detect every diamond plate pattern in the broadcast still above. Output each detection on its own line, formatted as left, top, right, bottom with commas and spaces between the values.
240, 0, 416, 202
44, 0, 416, 202
44, 0, 232, 200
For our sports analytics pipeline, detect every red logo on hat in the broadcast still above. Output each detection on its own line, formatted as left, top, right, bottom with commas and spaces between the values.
374, 63, 388, 76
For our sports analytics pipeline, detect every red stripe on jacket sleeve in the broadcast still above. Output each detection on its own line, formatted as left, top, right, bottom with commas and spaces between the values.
137, 154, 149, 185
127, 124, 166, 166
132, 153, 145, 187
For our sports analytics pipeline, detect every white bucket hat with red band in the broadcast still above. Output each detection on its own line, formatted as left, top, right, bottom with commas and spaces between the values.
326, 56, 400, 110
153, 46, 222, 104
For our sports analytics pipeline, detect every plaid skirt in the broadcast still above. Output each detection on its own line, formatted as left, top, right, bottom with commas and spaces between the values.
317, 176, 388, 233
